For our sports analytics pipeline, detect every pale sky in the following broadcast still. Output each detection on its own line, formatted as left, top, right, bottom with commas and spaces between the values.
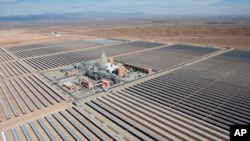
1, 0, 250, 16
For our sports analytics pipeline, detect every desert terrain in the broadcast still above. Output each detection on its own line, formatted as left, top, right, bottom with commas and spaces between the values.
1, 19, 250, 49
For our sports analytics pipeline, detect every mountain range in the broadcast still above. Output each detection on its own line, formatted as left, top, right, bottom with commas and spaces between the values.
0, 12, 151, 22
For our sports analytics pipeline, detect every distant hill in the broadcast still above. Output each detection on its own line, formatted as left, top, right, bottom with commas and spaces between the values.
0, 12, 151, 22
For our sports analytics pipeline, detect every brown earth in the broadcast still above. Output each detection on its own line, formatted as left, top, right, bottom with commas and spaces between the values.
0, 20, 250, 49
0, 29, 52, 47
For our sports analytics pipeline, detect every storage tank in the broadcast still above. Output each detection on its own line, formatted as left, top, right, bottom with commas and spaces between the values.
60, 65, 75, 72
117, 66, 125, 77
101, 79, 110, 88
66, 69, 80, 77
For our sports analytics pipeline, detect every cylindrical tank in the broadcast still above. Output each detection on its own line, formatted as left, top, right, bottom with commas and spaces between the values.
118, 66, 125, 77
60, 65, 75, 72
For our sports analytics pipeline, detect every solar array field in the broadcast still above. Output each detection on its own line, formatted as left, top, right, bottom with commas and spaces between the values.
89, 38, 127, 45
24, 41, 165, 70
177, 50, 250, 88
0, 48, 5, 53
3, 107, 129, 141
24, 51, 98, 70
85, 91, 229, 140
115, 45, 219, 71
6, 40, 75, 52
82, 50, 250, 140
0, 61, 31, 77
11, 42, 99, 59
0, 52, 14, 62
1, 38, 249, 141
0, 74, 66, 121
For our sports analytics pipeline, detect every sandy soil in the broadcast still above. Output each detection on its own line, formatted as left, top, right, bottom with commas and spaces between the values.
0, 29, 52, 47
0, 21, 250, 49
83, 24, 250, 49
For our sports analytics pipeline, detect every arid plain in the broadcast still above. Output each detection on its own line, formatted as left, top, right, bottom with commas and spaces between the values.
1, 19, 250, 49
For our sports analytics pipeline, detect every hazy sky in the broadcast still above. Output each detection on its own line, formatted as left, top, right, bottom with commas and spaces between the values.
1, 0, 250, 16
